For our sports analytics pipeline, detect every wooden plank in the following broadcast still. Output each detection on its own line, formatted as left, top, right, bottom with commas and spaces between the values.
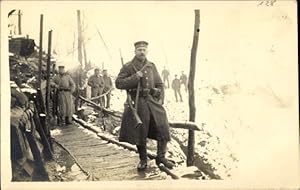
169, 121, 200, 131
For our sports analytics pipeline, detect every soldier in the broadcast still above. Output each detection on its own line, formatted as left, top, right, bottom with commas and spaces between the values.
172, 75, 183, 102
88, 68, 104, 105
115, 41, 175, 171
51, 66, 76, 125
180, 71, 188, 92
101, 69, 113, 109
161, 66, 170, 88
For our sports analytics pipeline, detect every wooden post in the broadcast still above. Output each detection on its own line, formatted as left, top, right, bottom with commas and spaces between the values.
46, 30, 52, 121
38, 14, 43, 90
76, 10, 83, 112
82, 17, 88, 69
18, 10, 22, 35
45, 30, 53, 151
187, 9, 200, 167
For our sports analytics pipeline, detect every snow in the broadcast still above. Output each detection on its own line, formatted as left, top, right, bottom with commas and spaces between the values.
77, 72, 298, 181
50, 129, 62, 136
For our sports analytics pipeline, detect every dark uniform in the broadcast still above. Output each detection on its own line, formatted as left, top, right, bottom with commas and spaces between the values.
161, 68, 170, 88
88, 73, 104, 105
180, 72, 188, 91
116, 41, 174, 170
172, 77, 183, 102
102, 71, 113, 108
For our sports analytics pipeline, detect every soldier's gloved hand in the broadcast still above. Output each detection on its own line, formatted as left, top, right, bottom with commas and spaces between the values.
136, 71, 143, 78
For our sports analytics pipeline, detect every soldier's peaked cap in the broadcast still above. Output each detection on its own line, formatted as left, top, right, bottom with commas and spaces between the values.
134, 41, 148, 48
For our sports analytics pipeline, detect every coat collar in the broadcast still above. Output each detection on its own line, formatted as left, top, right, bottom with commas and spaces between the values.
132, 56, 152, 68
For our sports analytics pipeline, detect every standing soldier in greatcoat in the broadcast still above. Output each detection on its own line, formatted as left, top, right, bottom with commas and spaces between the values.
51, 66, 76, 125
101, 69, 113, 109
88, 68, 104, 105
115, 41, 175, 171
172, 74, 183, 102
161, 66, 170, 89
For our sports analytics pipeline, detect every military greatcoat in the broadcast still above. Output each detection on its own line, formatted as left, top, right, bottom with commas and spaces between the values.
115, 57, 171, 146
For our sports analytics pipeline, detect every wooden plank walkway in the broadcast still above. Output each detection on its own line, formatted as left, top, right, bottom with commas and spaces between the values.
52, 124, 167, 181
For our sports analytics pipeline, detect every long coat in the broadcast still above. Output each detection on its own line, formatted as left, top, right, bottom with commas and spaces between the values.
52, 73, 76, 117
87, 74, 104, 97
115, 57, 171, 146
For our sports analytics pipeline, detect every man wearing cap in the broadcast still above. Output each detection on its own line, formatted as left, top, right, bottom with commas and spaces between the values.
115, 41, 175, 171
101, 69, 113, 108
88, 68, 104, 105
51, 66, 76, 125
172, 74, 183, 102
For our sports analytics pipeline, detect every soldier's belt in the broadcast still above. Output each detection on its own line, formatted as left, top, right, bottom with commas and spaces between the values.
130, 88, 151, 97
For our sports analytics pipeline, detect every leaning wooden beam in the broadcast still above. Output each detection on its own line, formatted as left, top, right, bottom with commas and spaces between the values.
78, 95, 121, 117
89, 88, 113, 101
169, 121, 200, 131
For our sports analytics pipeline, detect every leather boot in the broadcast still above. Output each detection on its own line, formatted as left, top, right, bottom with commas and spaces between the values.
156, 140, 175, 169
137, 145, 147, 171
65, 117, 73, 125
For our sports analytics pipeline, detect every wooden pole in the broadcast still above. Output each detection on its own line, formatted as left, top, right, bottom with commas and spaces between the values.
46, 30, 52, 118
46, 30, 52, 151
18, 10, 22, 35
82, 16, 88, 69
38, 14, 43, 90
76, 10, 83, 112
187, 9, 200, 167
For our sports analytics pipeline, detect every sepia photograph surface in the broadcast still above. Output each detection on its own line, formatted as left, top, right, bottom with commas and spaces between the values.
1, 1, 299, 189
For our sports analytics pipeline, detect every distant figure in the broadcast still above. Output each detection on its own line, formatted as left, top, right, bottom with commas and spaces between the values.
101, 69, 113, 109
51, 66, 76, 125
172, 75, 183, 102
161, 66, 170, 88
180, 71, 188, 92
88, 68, 104, 105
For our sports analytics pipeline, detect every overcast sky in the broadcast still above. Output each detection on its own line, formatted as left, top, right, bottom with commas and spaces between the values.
5, 1, 297, 95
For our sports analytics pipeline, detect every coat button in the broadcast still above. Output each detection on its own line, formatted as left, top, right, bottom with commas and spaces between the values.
144, 71, 147, 74
146, 77, 148, 80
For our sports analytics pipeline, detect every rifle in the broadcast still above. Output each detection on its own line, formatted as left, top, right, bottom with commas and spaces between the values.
124, 62, 150, 128
126, 82, 143, 128
119, 50, 142, 128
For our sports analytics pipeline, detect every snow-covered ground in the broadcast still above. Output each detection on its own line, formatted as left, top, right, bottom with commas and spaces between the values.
79, 70, 298, 181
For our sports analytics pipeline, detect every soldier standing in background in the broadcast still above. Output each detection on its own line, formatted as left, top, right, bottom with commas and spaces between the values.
161, 66, 170, 89
102, 69, 113, 109
172, 74, 183, 102
88, 68, 104, 105
115, 41, 175, 171
180, 71, 188, 92
51, 66, 76, 125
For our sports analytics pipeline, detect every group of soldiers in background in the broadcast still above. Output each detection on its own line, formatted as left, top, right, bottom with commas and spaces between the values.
161, 67, 188, 102
51, 65, 113, 126
88, 68, 113, 108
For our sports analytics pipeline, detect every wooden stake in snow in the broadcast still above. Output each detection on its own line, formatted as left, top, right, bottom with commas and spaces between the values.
76, 10, 83, 112
187, 9, 200, 167
45, 30, 53, 152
